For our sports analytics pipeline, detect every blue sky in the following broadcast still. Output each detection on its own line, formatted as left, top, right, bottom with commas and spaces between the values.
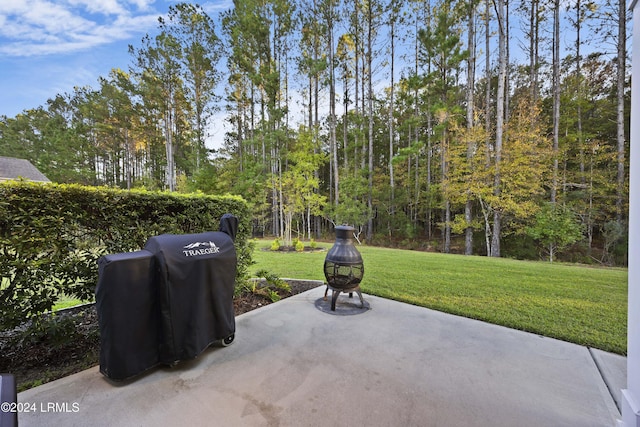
0, 0, 619, 129
0, 0, 230, 119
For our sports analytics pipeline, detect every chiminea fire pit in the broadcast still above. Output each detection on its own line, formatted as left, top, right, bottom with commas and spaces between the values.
323, 225, 365, 311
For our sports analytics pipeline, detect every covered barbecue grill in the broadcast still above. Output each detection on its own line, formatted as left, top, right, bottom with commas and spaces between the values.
144, 228, 236, 364
96, 214, 238, 381
96, 249, 159, 380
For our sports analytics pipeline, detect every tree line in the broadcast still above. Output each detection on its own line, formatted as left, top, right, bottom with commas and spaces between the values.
0, 1, 630, 264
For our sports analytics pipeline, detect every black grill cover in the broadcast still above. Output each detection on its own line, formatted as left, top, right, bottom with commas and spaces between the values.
220, 213, 239, 241
144, 231, 236, 363
96, 250, 160, 380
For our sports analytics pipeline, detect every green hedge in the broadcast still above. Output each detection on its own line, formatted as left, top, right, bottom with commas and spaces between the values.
0, 181, 252, 330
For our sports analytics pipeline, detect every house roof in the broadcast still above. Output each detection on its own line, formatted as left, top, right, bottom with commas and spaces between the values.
0, 156, 50, 182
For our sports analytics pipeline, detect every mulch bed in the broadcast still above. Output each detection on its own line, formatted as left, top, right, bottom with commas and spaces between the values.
0, 280, 321, 392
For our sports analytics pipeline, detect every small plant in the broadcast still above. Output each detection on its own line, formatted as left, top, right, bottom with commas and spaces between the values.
310, 239, 317, 249
19, 379, 44, 393
255, 269, 291, 302
270, 238, 281, 251
265, 289, 281, 302
295, 240, 305, 252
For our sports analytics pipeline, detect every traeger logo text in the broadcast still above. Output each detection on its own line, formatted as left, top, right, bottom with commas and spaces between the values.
183, 241, 220, 257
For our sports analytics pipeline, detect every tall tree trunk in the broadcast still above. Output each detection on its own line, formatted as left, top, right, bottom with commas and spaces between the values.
484, 0, 492, 168
125, 129, 132, 190
389, 11, 396, 214
388, 5, 396, 221
505, 0, 511, 121
343, 55, 349, 171
237, 84, 245, 172
529, 0, 538, 103
278, 157, 284, 242
164, 106, 175, 192
354, 0, 360, 176
361, 5, 367, 173
313, 0, 321, 238
314, 0, 320, 130
308, 74, 313, 128
366, 0, 374, 242
575, 0, 585, 185
573, 0, 591, 253
413, 6, 421, 229
425, 0, 433, 240
491, 0, 507, 257
443, 129, 451, 254
465, 0, 476, 255
616, 0, 626, 224
328, 0, 339, 206
483, 0, 492, 255
551, 0, 560, 204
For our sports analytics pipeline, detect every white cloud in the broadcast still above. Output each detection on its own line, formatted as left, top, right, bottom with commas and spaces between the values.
66, 0, 127, 15
199, 0, 233, 13
125, 0, 155, 11
0, 0, 161, 57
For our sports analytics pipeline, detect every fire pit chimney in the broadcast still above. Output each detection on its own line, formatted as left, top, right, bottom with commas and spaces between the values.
323, 225, 365, 311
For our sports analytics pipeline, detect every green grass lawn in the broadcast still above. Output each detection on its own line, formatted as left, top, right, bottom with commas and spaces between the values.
251, 239, 628, 355
52, 294, 92, 311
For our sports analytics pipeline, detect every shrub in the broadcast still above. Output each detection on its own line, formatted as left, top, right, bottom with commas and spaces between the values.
253, 270, 291, 302
295, 240, 305, 252
0, 181, 251, 330
526, 203, 583, 262
270, 238, 281, 251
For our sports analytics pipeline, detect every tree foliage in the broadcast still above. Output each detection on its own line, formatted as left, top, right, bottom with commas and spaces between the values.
527, 203, 584, 262
0, 0, 629, 264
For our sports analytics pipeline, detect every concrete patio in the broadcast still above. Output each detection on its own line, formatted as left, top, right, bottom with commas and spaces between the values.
18, 286, 624, 426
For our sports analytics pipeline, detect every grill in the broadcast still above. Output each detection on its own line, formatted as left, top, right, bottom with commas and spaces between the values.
323, 225, 365, 311
96, 214, 238, 381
